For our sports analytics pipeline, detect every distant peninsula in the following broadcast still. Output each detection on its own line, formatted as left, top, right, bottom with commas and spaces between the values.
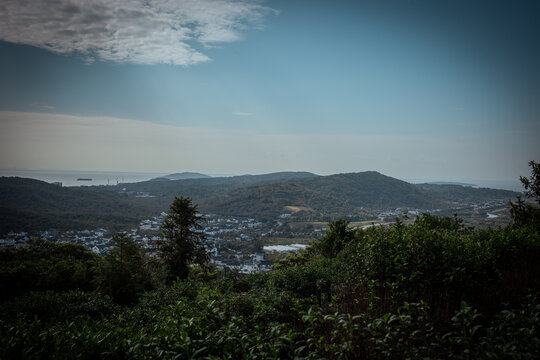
156, 172, 212, 181
426, 181, 477, 187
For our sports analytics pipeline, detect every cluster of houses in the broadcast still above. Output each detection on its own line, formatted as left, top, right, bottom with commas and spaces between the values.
0, 213, 315, 274
212, 252, 274, 274
0, 228, 114, 253
375, 207, 441, 222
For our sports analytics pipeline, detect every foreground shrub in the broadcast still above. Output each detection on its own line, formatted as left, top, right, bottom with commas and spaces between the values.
0, 238, 99, 301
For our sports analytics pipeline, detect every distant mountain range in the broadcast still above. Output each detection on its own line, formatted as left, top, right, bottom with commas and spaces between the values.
0, 171, 519, 234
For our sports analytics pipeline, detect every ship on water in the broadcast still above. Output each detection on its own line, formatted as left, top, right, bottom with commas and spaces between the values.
77, 178, 92, 181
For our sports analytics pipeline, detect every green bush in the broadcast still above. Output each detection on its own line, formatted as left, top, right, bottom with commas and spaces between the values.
1, 214, 539, 359
0, 238, 99, 300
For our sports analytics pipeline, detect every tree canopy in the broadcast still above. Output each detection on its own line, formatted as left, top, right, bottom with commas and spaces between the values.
157, 196, 209, 283
510, 160, 540, 227
96, 233, 150, 305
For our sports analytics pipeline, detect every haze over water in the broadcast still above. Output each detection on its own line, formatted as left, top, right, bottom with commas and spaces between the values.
0, 169, 164, 187
0, 168, 523, 192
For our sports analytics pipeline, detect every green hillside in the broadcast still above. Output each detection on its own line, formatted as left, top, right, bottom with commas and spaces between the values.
296, 171, 441, 209
199, 182, 357, 219
0, 172, 519, 234
414, 183, 517, 203
0, 177, 156, 234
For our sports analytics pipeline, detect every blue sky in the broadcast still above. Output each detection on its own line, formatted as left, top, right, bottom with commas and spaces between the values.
0, 0, 538, 185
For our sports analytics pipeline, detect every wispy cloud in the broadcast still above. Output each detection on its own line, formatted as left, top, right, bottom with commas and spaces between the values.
233, 111, 254, 116
0, 0, 275, 66
30, 102, 54, 109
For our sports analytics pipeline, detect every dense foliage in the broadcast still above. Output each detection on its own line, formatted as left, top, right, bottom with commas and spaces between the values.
0, 238, 99, 301
95, 233, 152, 305
1, 165, 537, 358
1, 213, 538, 359
157, 197, 209, 283
0, 177, 156, 234
510, 160, 540, 227
123, 171, 517, 219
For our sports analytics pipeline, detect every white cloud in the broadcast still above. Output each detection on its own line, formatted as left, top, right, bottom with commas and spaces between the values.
30, 102, 54, 109
0, 0, 274, 66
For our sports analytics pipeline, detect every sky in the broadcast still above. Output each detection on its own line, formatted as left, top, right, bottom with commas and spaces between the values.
0, 0, 539, 186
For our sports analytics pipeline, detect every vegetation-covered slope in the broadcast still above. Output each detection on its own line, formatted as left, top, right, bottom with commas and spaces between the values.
124, 171, 517, 217
414, 183, 517, 203
0, 177, 155, 233
197, 172, 444, 219
0, 171, 519, 234
1, 214, 538, 359
296, 171, 442, 209
200, 181, 358, 219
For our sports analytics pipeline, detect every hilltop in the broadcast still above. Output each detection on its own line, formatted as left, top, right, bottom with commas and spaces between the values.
156, 172, 212, 181
0, 171, 519, 234
123, 171, 516, 219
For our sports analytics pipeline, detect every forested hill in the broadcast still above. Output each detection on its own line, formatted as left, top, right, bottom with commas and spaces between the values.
194, 171, 441, 218
290, 171, 439, 209
413, 183, 518, 203
0, 172, 519, 234
157, 172, 212, 180
139, 171, 319, 190
122, 171, 516, 217
0, 177, 156, 234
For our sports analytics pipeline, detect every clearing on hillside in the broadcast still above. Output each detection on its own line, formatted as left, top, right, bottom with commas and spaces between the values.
284, 205, 313, 213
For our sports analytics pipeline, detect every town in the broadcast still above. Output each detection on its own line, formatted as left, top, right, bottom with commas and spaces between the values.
0, 212, 313, 274
0, 197, 511, 273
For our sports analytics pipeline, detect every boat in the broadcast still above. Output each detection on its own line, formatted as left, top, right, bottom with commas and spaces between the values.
77, 178, 92, 181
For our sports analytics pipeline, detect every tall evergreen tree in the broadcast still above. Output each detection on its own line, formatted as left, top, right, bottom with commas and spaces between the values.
157, 197, 209, 283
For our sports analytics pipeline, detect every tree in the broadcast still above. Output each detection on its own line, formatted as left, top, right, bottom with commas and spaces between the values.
520, 160, 540, 204
314, 219, 356, 258
157, 197, 209, 283
510, 160, 540, 227
0, 238, 99, 301
96, 233, 150, 305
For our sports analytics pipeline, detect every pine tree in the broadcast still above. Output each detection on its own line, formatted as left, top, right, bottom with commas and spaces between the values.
157, 197, 209, 283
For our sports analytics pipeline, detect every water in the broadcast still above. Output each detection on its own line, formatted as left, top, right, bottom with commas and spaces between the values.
0, 169, 165, 187
263, 244, 307, 252
403, 178, 523, 192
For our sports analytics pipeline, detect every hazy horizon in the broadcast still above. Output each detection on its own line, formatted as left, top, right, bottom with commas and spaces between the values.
1, 1, 538, 183
0, 167, 524, 192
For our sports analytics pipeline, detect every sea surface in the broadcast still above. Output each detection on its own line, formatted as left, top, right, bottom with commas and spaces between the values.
0, 169, 165, 187
263, 244, 307, 252
403, 178, 523, 192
